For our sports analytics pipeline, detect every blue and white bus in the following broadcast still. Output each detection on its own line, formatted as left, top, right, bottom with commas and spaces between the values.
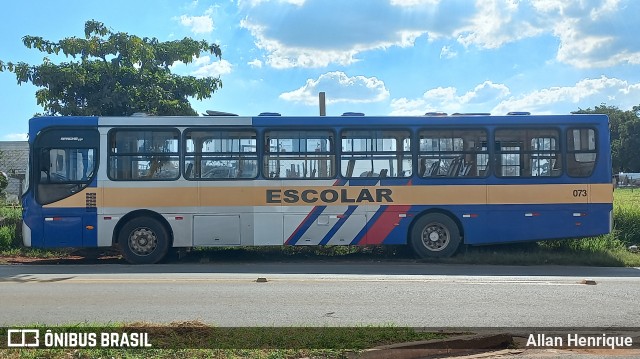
21, 112, 613, 263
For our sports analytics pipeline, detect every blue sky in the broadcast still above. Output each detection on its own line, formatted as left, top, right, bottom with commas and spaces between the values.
1, 0, 640, 140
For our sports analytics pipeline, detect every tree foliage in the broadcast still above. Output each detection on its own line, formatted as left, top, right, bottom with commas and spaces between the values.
0, 20, 222, 116
0, 172, 7, 199
574, 104, 640, 172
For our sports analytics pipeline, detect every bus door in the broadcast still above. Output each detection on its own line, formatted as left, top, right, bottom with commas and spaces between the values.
33, 129, 99, 247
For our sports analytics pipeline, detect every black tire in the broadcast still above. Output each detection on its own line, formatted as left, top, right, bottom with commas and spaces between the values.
118, 216, 170, 264
410, 213, 461, 258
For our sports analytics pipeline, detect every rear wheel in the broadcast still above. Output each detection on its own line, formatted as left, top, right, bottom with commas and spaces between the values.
410, 213, 461, 258
118, 217, 170, 264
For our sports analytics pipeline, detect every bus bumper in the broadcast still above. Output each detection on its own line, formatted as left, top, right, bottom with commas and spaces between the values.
609, 209, 614, 234
22, 221, 32, 247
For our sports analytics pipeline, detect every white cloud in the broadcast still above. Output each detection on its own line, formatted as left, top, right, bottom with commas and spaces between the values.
3, 133, 28, 141
240, 19, 364, 68
170, 55, 232, 77
390, 81, 510, 115
179, 7, 214, 34
248, 59, 263, 68
237, 0, 639, 70
390, 0, 441, 6
440, 46, 457, 59
391, 77, 640, 116
238, 1, 436, 69
185, 0, 199, 10
280, 71, 389, 105
491, 76, 640, 114
191, 59, 233, 78
455, 0, 545, 49
239, 0, 306, 7
531, 0, 640, 68
193, 56, 211, 66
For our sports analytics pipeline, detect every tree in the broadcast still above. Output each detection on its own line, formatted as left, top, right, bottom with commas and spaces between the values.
0, 173, 7, 201
0, 20, 222, 116
574, 104, 640, 172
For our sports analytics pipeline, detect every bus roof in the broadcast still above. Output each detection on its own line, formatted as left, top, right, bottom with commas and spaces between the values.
29, 113, 609, 137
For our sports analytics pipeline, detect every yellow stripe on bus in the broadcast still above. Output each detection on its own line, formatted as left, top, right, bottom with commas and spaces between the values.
44, 183, 613, 208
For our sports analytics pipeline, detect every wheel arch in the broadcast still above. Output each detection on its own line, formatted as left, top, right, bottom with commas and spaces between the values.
408, 208, 465, 244
112, 209, 174, 246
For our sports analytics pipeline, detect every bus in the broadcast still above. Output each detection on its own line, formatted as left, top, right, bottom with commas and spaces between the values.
21, 112, 613, 264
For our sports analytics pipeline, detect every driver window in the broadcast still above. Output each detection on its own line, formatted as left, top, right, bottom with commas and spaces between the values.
40, 148, 95, 183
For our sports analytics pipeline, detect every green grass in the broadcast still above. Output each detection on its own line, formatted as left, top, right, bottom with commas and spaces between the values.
610, 188, 640, 246
0, 205, 21, 221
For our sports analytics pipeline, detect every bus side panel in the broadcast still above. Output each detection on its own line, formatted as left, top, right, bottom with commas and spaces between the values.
24, 184, 99, 248
40, 207, 84, 247
585, 203, 613, 237
475, 203, 612, 244
25, 198, 98, 248
40, 184, 99, 248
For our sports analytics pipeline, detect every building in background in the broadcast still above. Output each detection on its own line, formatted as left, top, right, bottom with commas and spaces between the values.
0, 141, 28, 203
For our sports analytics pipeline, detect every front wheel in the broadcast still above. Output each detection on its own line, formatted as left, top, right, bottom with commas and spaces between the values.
118, 217, 170, 264
410, 213, 461, 258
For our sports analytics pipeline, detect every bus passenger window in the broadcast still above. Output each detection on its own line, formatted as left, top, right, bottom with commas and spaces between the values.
567, 128, 596, 177
418, 129, 487, 178
341, 130, 410, 178
108, 129, 180, 181
265, 130, 335, 179
495, 128, 560, 178
184, 129, 258, 180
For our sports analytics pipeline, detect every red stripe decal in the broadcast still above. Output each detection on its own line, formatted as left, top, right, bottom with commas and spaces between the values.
365, 178, 412, 245
365, 205, 412, 245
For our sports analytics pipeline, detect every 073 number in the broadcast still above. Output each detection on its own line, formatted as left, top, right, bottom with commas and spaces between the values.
572, 189, 587, 197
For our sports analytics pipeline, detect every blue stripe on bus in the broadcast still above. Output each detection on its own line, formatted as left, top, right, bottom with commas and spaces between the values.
318, 205, 358, 245
286, 178, 349, 245
285, 205, 326, 245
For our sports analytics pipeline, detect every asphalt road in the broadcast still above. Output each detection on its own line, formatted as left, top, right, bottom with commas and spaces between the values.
1, 262, 639, 327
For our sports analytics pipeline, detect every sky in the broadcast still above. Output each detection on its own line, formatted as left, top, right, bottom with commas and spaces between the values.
1, 0, 640, 141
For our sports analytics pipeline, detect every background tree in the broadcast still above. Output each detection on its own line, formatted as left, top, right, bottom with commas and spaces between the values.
0, 20, 222, 116
0, 172, 7, 201
574, 104, 640, 172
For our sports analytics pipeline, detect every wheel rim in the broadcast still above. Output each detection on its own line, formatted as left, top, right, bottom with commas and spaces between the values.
421, 222, 450, 252
128, 227, 158, 256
